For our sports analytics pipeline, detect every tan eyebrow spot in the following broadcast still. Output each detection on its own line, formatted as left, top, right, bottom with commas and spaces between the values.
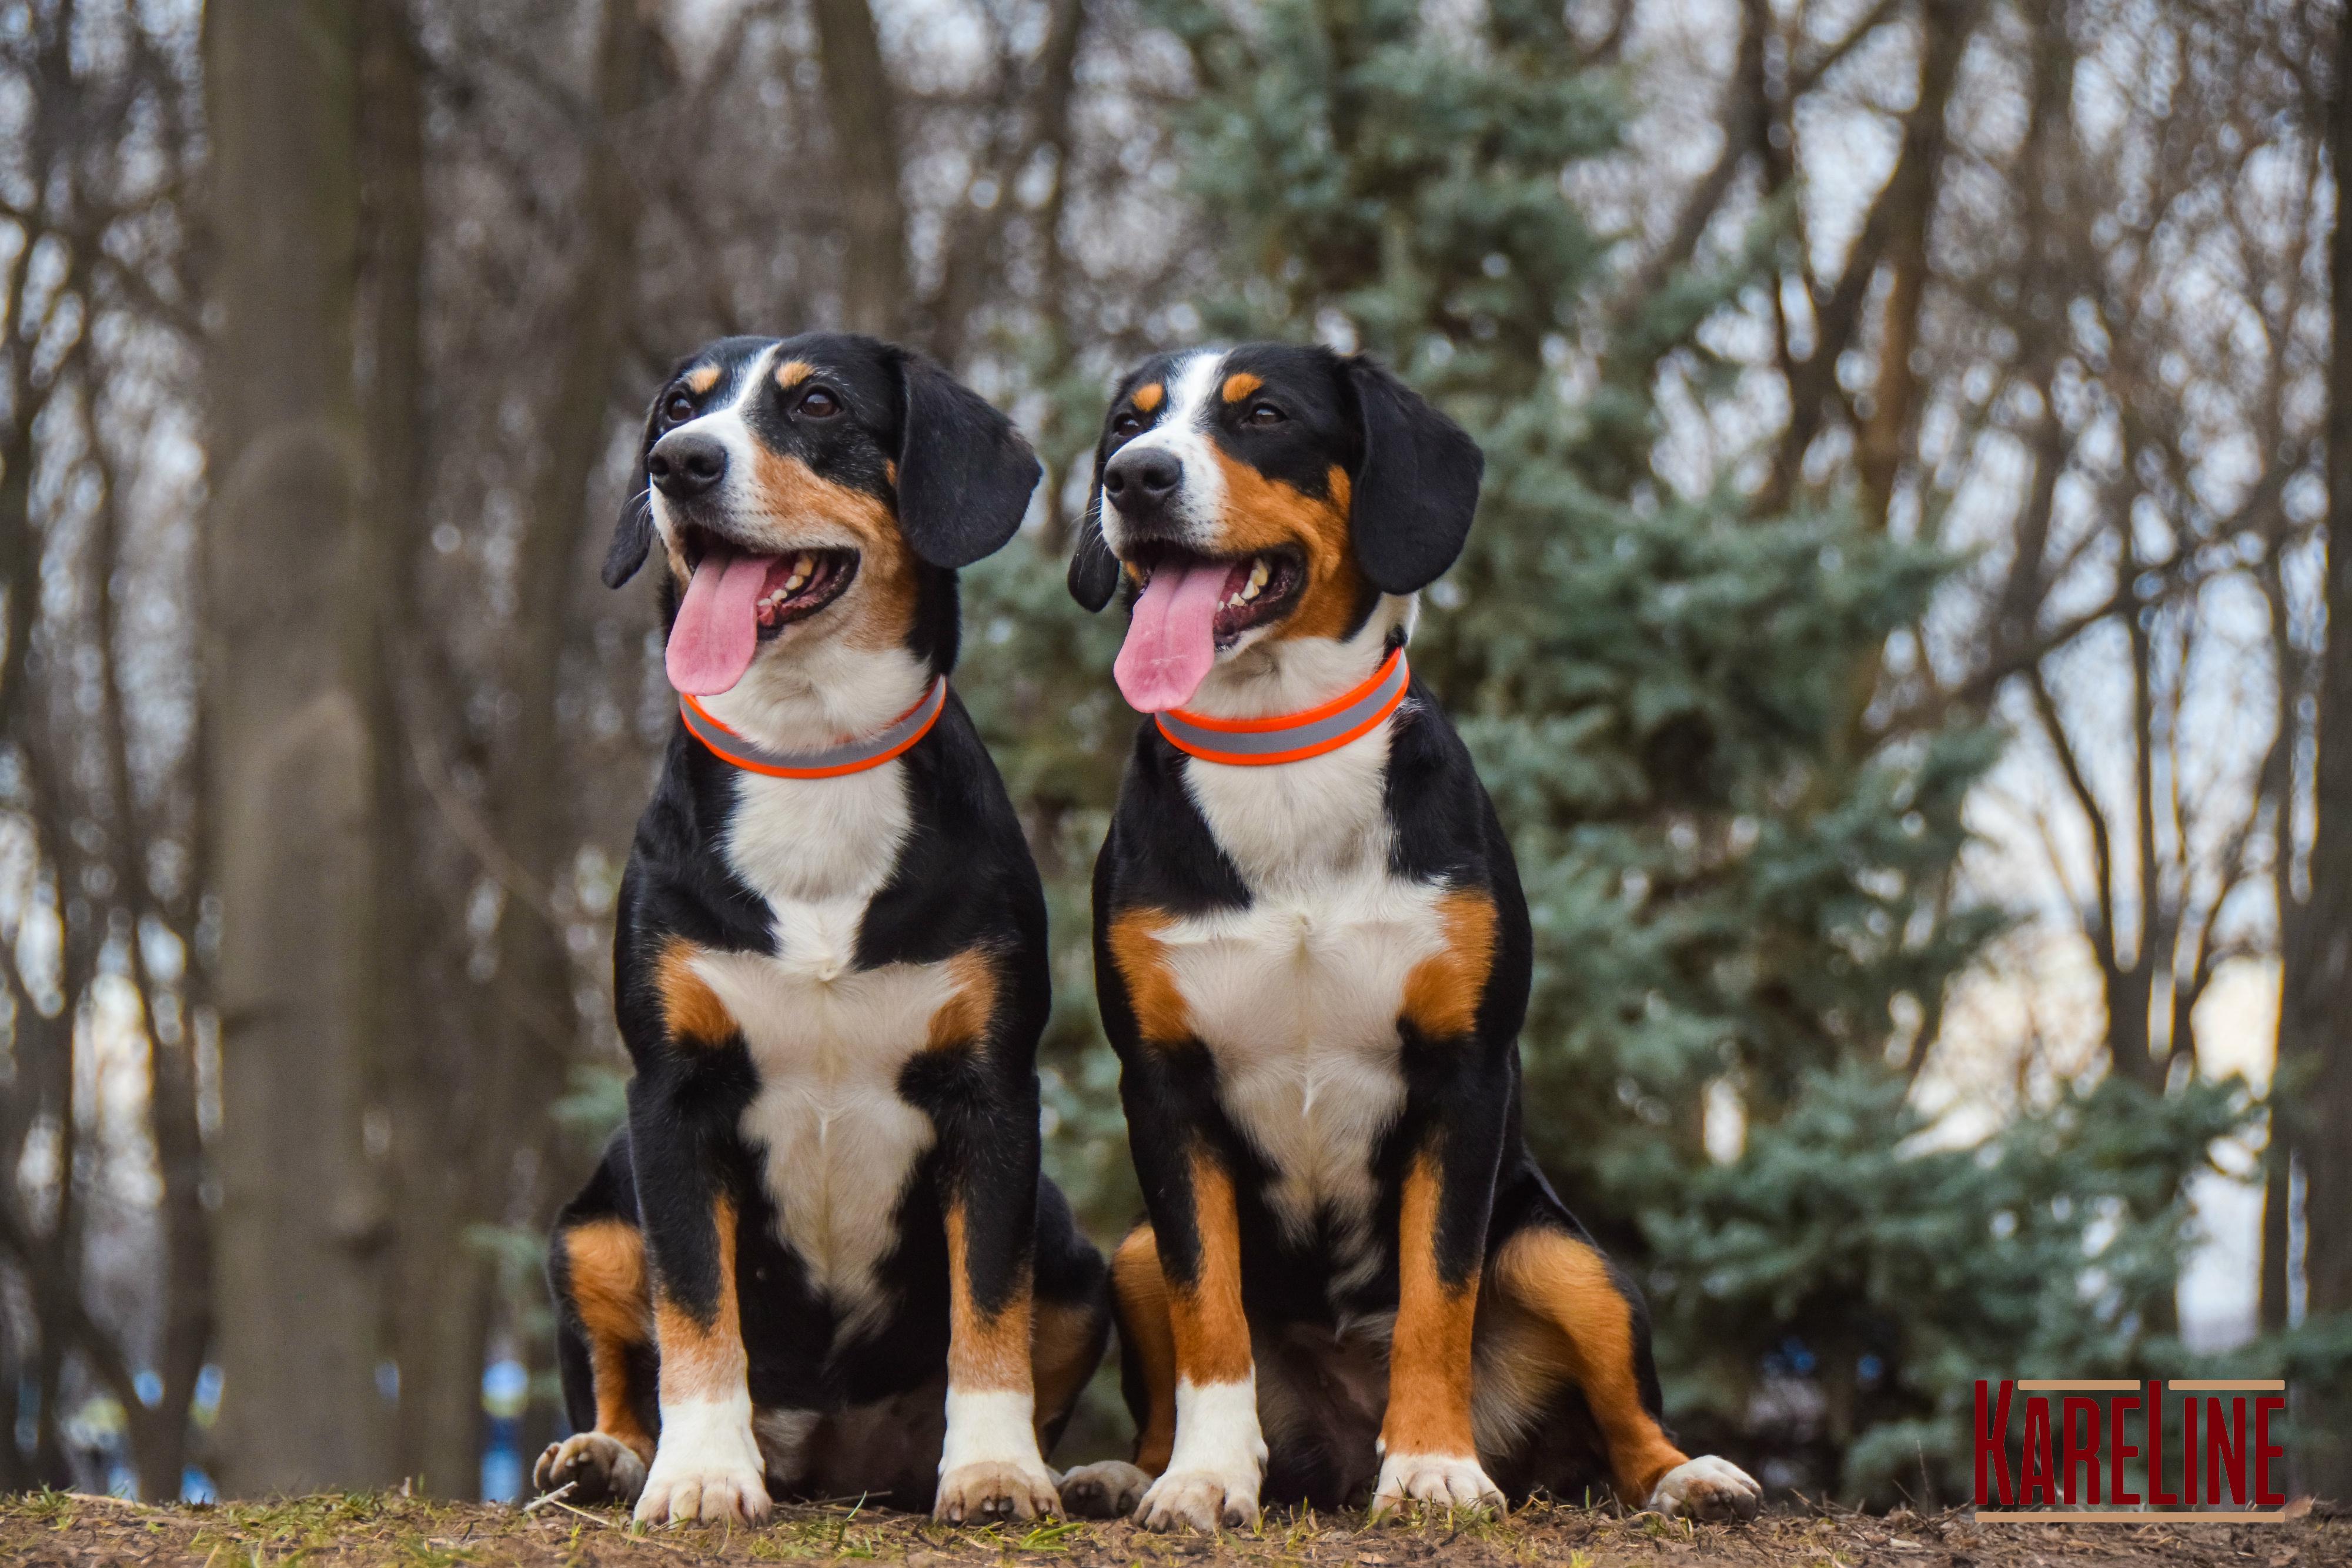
684, 365, 720, 394
774, 359, 814, 390
1131, 383, 1164, 413
1222, 372, 1263, 403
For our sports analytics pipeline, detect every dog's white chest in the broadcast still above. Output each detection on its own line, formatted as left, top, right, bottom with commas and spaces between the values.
1163, 727, 1448, 1258
693, 765, 946, 1338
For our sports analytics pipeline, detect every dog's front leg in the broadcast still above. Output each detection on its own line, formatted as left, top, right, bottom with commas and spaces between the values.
1374, 908, 1514, 1519
1124, 1076, 1265, 1532
924, 968, 1063, 1524
629, 1084, 770, 1526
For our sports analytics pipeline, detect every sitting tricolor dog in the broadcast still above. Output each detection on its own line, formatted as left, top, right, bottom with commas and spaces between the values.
1053, 344, 1763, 1530
535, 333, 1110, 1526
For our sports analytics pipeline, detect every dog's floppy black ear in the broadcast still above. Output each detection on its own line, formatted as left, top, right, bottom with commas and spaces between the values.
896, 352, 1041, 569
1067, 453, 1120, 611
1343, 356, 1484, 596
603, 473, 654, 589
603, 392, 661, 588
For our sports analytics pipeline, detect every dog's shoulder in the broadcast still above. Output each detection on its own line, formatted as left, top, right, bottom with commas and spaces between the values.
1381, 676, 1517, 892
1097, 718, 1251, 917
856, 695, 1050, 977
619, 735, 776, 954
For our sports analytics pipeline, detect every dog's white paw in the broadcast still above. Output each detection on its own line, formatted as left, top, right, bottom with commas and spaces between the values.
936, 1457, 1062, 1523
634, 1405, 771, 1526
534, 1431, 649, 1506
1137, 1467, 1260, 1533
1058, 1460, 1151, 1519
1370, 1450, 1504, 1518
1648, 1455, 1762, 1522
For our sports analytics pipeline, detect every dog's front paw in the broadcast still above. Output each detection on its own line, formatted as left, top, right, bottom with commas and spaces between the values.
936, 1457, 1061, 1524
534, 1432, 649, 1506
1370, 1451, 1504, 1519
1137, 1467, 1259, 1533
1058, 1460, 1150, 1519
634, 1412, 771, 1526
1648, 1455, 1762, 1522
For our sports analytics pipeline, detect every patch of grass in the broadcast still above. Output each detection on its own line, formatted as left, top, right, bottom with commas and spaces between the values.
0, 1490, 2344, 1567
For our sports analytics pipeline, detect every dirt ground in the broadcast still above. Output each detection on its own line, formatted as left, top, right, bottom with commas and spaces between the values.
0, 1491, 2342, 1567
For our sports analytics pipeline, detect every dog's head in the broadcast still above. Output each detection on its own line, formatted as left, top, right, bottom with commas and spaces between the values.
607, 333, 1039, 696
1067, 344, 1482, 714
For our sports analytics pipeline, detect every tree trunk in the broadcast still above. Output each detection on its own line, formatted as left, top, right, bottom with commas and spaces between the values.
811, 0, 910, 337
202, 0, 392, 1495
2280, 0, 2352, 1501
358, 0, 489, 1496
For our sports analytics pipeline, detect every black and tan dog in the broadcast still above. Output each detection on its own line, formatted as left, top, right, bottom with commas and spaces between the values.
1053, 345, 1763, 1530
534, 334, 1109, 1526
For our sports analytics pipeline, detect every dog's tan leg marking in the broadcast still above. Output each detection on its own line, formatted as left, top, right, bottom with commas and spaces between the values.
943, 1201, 1035, 1396
1486, 1228, 1689, 1504
1167, 1152, 1253, 1388
535, 1218, 656, 1503
637, 1195, 770, 1525
1129, 1151, 1264, 1533
1117, 1222, 1180, 1471
935, 1201, 1060, 1523
1031, 1295, 1105, 1442
1057, 1222, 1174, 1519
1373, 1155, 1501, 1516
652, 1195, 746, 1403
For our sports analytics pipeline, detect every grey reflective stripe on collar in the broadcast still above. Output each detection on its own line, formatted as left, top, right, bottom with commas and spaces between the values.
680, 676, 947, 777
1154, 650, 1410, 764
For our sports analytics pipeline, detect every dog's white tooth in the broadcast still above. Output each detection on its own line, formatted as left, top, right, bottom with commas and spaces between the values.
784, 573, 807, 592
1248, 558, 1269, 589
1241, 580, 1261, 601
796, 552, 814, 577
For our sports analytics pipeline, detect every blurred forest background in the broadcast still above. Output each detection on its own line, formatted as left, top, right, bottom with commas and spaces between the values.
0, 0, 2346, 1512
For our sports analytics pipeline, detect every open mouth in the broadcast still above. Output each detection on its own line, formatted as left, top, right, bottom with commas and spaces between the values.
1112, 543, 1306, 713
666, 524, 860, 696
679, 526, 859, 635
1128, 542, 1305, 647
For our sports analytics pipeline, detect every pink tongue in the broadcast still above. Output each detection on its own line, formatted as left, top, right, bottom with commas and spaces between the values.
1114, 560, 1234, 713
666, 547, 773, 696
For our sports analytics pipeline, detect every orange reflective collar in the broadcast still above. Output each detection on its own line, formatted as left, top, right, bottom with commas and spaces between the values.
1154, 648, 1410, 767
679, 677, 947, 779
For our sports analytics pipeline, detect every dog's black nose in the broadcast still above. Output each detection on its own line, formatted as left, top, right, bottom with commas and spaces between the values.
648, 431, 727, 499
1103, 446, 1181, 516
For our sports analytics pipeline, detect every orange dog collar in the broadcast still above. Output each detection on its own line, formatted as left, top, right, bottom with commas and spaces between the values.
1154, 648, 1410, 767
680, 677, 947, 779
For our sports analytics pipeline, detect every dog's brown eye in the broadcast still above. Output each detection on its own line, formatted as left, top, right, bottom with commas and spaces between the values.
1246, 402, 1285, 427
1111, 412, 1143, 438
663, 392, 696, 424
799, 387, 841, 418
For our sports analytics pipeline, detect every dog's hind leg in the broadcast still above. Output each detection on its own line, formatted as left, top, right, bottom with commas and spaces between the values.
1484, 1226, 1759, 1522
1030, 1182, 1112, 1457
1058, 1222, 1174, 1520
537, 1214, 658, 1506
